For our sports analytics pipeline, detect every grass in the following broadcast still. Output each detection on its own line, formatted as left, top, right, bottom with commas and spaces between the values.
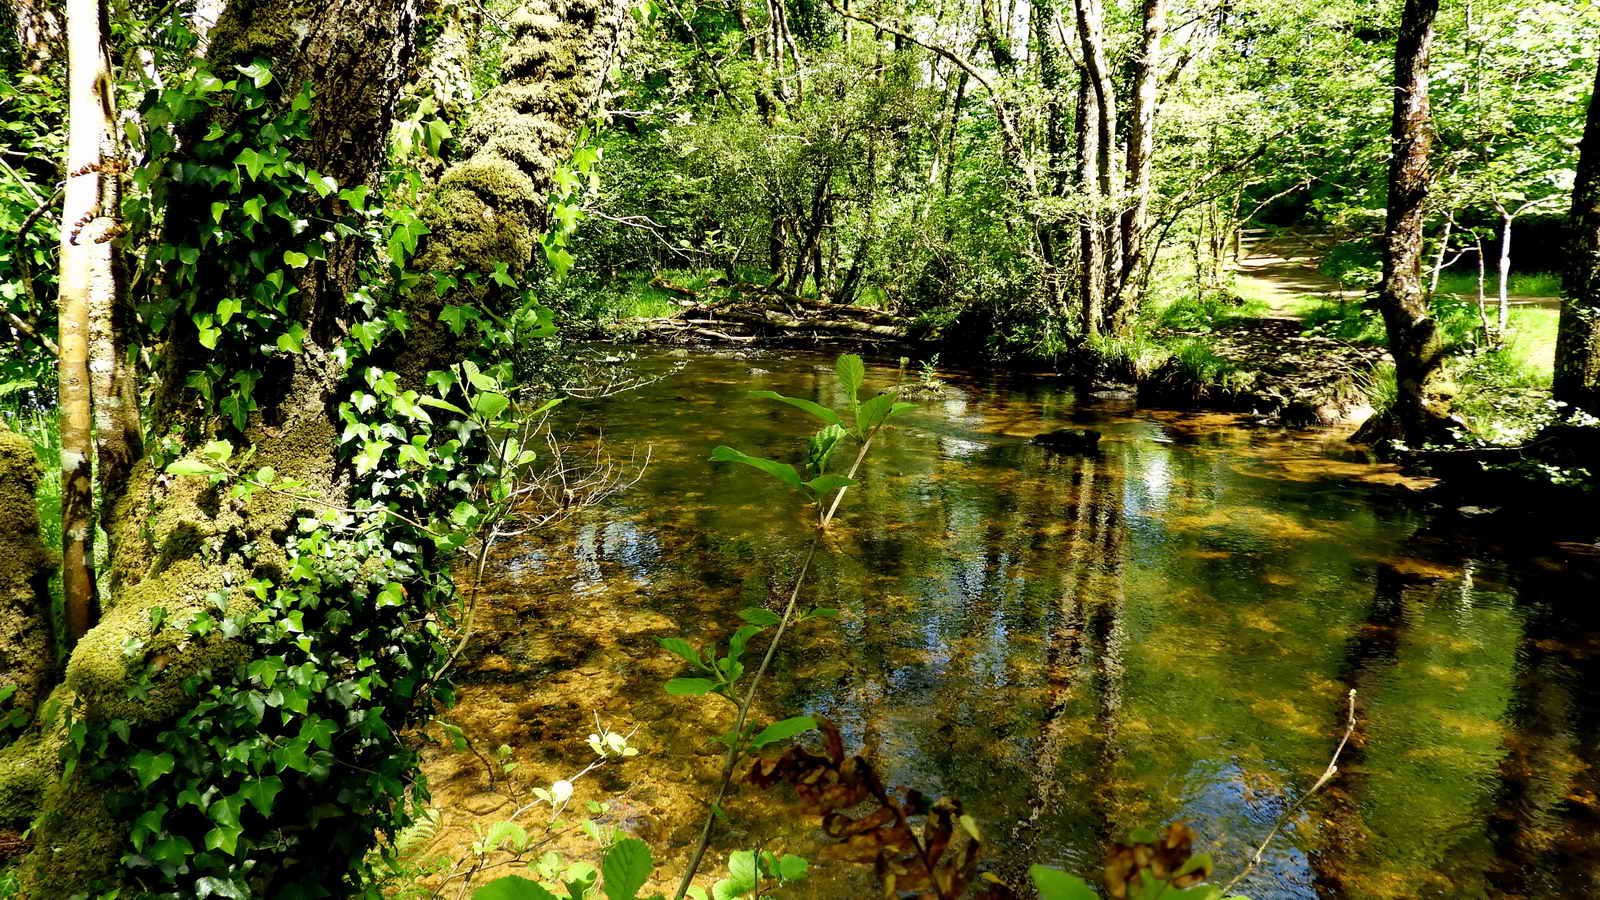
1434, 270, 1563, 299
1150, 288, 1270, 330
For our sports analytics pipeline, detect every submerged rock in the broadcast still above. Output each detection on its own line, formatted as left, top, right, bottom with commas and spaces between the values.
1031, 428, 1102, 453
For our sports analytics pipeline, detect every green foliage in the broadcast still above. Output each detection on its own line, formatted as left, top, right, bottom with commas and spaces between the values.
52, 46, 561, 895
0, 68, 63, 406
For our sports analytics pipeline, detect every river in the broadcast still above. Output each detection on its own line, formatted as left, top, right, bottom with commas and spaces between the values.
419, 348, 1600, 899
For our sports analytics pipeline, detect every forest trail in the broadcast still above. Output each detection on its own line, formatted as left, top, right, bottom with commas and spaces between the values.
1232, 230, 1348, 318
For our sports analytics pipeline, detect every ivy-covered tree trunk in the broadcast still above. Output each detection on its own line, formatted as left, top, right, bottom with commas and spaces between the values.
0, 0, 628, 891
1555, 57, 1600, 419
398, 0, 627, 381
1373, 0, 1453, 445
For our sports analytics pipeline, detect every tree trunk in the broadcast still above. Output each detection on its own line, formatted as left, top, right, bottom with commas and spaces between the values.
1109, 0, 1167, 312
58, 0, 111, 648
0, 424, 54, 738
79, 11, 144, 536
1372, 0, 1453, 445
1498, 209, 1512, 336
2, 0, 627, 891
1072, 0, 1119, 332
5, 0, 62, 71
1429, 209, 1454, 294
1076, 68, 1104, 339
1555, 57, 1600, 418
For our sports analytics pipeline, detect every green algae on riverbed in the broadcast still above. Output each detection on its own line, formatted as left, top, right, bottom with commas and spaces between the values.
417, 350, 1600, 899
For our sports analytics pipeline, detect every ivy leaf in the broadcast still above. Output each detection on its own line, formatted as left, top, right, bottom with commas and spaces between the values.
282, 250, 310, 269
195, 876, 249, 899
129, 750, 175, 788
239, 776, 283, 816
601, 838, 653, 900
205, 823, 243, 856
235, 147, 264, 180
750, 716, 815, 748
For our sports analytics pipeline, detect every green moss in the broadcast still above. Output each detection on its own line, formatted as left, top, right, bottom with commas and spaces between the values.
0, 424, 54, 725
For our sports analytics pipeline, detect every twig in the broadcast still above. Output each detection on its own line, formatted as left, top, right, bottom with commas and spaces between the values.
1221, 689, 1357, 894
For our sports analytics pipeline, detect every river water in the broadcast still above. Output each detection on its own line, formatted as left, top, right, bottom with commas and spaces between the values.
424, 348, 1600, 899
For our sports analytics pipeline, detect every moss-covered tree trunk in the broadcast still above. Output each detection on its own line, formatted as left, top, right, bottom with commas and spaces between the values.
3, 0, 415, 890
0, 424, 54, 736
0, 0, 628, 891
1555, 57, 1600, 419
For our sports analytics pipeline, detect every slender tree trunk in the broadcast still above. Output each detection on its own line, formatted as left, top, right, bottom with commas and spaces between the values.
1110, 0, 1167, 310
1072, 0, 1118, 331
58, 0, 112, 648
1429, 210, 1453, 294
81, 29, 143, 533
1555, 57, 1600, 418
1372, 0, 1453, 445
1497, 209, 1512, 336
1076, 68, 1104, 339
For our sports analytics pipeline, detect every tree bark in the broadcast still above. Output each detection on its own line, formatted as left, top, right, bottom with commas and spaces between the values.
1497, 208, 1512, 336
1373, 0, 1453, 445
58, 0, 110, 648
1108, 0, 1167, 318
1555, 57, 1600, 418
1076, 68, 1104, 339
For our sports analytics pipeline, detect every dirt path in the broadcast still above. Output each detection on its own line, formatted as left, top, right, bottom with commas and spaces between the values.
1231, 234, 1348, 318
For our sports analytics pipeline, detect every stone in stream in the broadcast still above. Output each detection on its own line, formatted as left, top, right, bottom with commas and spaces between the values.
1031, 428, 1102, 453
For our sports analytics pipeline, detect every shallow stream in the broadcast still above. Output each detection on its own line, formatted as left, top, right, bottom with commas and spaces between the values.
423, 348, 1600, 899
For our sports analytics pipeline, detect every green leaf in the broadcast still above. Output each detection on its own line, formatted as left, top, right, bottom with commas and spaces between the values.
736, 608, 782, 626
708, 446, 804, 493
665, 677, 717, 696
129, 750, 175, 788
167, 458, 218, 477
835, 354, 865, 402
239, 776, 283, 816
856, 393, 901, 434
473, 876, 560, 900
802, 474, 854, 499
748, 390, 842, 426
658, 637, 704, 668
750, 716, 815, 748
1029, 865, 1099, 900
205, 824, 243, 856
282, 250, 310, 269
723, 850, 758, 894
472, 391, 510, 420
602, 837, 653, 900
776, 855, 808, 882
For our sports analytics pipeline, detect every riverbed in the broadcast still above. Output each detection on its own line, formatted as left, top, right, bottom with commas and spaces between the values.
418, 348, 1600, 899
